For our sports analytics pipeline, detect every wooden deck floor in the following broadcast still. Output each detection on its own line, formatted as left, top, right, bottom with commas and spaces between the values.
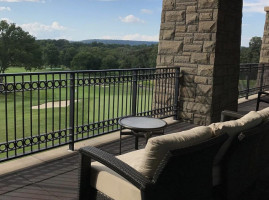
0, 99, 267, 200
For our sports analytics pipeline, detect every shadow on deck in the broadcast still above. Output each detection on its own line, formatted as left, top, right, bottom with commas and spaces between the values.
0, 99, 268, 200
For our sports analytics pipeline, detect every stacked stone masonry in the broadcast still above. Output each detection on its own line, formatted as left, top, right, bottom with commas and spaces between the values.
259, 7, 269, 88
157, 0, 243, 125
260, 7, 269, 64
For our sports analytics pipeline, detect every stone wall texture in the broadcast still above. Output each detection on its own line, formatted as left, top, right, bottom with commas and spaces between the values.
260, 7, 269, 64
157, 0, 243, 125
258, 7, 269, 88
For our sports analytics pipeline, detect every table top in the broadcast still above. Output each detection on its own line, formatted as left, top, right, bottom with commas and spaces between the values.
118, 116, 167, 131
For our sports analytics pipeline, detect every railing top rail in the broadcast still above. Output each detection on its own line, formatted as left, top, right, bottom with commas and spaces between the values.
0, 67, 180, 77
240, 63, 269, 70
240, 63, 259, 66
240, 63, 269, 67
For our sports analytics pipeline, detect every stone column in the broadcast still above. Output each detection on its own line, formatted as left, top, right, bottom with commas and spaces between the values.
157, 0, 243, 125
259, 7, 269, 88
260, 7, 269, 64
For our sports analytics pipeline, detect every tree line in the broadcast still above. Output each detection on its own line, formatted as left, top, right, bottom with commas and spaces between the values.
0, 20, 158, 73
38, 39, 158, 71
0, 20, 264, 73
240, 36, 262, 64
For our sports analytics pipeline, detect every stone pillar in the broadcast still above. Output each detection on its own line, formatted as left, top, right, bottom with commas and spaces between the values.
260, 7, 269, 64
157, 0, 243, 125
259, 7, 269, 88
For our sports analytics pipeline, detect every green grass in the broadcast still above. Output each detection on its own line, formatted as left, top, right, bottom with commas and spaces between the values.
5, 66, 69, 73
0, 67, 154, 159
238, 80, 257, 90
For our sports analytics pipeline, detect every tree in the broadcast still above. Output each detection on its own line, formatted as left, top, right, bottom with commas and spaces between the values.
61, 47, 78, 68
101, 55, 119, 69
119, 56, 133, 69
132, 47, 155, 68
0, 20, 42, 73
71, 51, 101, 70
240, 37, 262, 64
240, 47, 250, 63
43, 43, 60, 69
248, 36, 262, 63
148, 44, 158, 68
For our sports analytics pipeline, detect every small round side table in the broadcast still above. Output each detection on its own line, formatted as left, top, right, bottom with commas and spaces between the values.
118, 116, 167, 154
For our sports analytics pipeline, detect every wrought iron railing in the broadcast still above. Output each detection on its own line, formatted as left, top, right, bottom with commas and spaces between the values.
0, 67, 180, 162
239, 63, 269, 99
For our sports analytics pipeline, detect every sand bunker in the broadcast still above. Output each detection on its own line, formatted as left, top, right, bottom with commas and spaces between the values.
32, 100, 78, 109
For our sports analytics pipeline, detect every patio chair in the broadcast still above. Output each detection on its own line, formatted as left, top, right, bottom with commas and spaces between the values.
214, 109, 269, 200
78, 132, 227, 200
256, 91, 269, 111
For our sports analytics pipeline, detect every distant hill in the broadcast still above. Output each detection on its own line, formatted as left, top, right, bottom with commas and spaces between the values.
79, 39, 158, 46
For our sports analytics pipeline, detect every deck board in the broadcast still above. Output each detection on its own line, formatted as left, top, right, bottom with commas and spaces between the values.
0, 99, 268, 200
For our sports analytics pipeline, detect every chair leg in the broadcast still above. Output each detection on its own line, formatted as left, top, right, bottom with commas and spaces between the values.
135, 135, 139, 150
119, 131, 122, 155
78, 154, 92, 200
256, 100, 260, 111
256, 92, 261, 111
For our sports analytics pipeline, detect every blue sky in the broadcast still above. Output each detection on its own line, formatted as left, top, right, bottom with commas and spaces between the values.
0, 0, 267, 46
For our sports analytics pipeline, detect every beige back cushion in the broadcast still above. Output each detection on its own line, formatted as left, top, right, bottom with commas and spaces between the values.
136, 126, 214, 178
117, 149, 145, 171
209, 120, 242, 136
210, 111, 263, 164
257, 107, 269, 121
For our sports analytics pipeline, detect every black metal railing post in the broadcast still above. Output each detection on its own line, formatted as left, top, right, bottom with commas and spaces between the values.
132, 70, 138, 116
0, 76, 3, 92
245, 65, 251, 99
260, 63, 265, 91
69, 72, 75, 151
174, 68, 180, 120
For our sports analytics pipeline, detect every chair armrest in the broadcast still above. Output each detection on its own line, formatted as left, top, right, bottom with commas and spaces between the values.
79, 146, 152, 190
221, 110, 244, 122
258, 91, 269, 96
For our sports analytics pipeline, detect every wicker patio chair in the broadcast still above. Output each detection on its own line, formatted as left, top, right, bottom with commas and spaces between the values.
78, 133, 228, 200
214, 110, 269, 200
256, 91, 269, 111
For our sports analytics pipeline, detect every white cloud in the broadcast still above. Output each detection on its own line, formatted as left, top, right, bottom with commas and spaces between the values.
141, 9, 153, 14
1, 17, 13, 23
119, 15, 144, 23
243, 0, 268, 13
0, 0, 43, 2
50, 21, 66, 30
122, 34, 158, 41
0, 7, 11, 11
101, 33, 158, 41
20, 21, 66, 36
241, 36, 252, 47
54, 35, 73, 40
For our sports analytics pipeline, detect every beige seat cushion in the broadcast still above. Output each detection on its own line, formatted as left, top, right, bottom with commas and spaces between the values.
210, 111, 263, 165
257, 107, 269, 121
137, 126, 214, 178
90, 149, 144, 200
